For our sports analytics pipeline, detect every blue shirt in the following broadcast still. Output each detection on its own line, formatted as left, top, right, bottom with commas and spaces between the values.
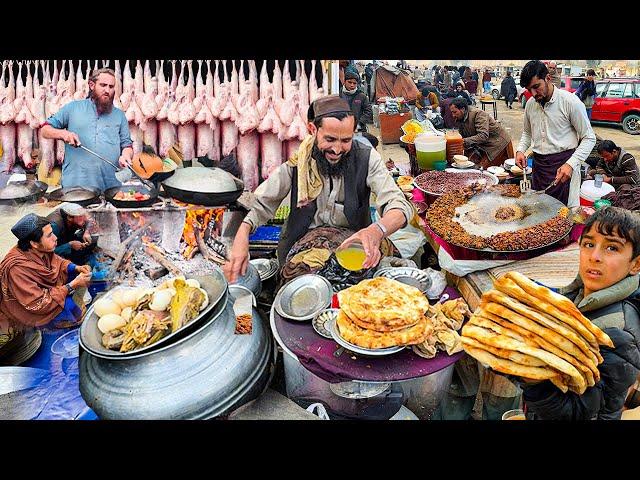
46, 99, 132, 192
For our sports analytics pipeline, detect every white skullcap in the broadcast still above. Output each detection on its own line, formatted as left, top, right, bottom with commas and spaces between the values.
60, 202, 87, 217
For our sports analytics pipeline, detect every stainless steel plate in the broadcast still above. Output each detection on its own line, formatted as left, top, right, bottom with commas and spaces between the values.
274, 274, 333, 321
326, 316, 405, 357
374, 267, 432, 294
249, 258, 279, 281
312, 308, 339, 339
79, 272, 228, 358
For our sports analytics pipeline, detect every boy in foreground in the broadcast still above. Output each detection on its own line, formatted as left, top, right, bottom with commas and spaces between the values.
521, 207, 640, 419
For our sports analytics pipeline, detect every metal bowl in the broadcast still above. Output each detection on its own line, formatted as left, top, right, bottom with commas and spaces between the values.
326, 316, 405, 356
274, 274, 333, 321
249, 258, 279, 281
374, 267, 432, 294
312, 308, 339, 339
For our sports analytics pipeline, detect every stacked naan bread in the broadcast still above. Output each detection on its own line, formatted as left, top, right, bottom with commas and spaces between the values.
336, 277, 433, 349
461, 271, 613, 394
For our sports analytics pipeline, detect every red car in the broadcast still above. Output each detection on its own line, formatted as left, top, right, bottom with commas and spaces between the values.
519, 76, 584, 107
520, 77, 640, 135
591, 78, 640, 135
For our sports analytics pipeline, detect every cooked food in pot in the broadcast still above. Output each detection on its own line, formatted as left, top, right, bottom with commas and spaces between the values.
113, 190, 151, 201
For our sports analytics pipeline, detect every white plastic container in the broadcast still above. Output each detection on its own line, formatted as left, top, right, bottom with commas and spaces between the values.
580, 180, 615, 207
414, 134, 447, 170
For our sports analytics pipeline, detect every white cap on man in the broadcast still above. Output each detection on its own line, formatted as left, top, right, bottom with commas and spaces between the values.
60, 202, 87, 217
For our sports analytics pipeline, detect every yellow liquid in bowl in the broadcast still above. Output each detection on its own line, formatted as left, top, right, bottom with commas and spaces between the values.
336, 247, 367, 271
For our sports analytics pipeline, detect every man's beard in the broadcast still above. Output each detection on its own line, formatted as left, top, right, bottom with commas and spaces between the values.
313, 145, 349, 178
90, 90, 114, 113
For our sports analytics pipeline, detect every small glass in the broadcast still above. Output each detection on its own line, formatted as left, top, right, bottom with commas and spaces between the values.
502, 408, 526, 420
594, 174, 604, 188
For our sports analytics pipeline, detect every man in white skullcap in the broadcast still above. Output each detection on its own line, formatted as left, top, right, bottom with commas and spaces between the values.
46, 202, 95, 264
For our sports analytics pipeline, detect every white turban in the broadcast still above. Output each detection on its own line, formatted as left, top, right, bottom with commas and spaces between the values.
60, 202, 87, 217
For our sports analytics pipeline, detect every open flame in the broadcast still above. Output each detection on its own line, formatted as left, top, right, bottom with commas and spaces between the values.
181, 207, 224, 259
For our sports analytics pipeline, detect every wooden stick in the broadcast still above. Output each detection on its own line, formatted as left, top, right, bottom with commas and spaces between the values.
109, 224, 149, 277
143, 243, 183, 276
193, 225, 226, 265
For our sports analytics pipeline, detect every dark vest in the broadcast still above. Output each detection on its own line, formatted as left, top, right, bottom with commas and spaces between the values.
277, 142, 373, 262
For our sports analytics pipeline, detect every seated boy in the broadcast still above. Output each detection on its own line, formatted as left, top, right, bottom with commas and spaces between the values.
521, 207, 640, 420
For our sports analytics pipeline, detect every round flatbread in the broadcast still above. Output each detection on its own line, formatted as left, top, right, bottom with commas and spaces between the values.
336, 310, 432, 349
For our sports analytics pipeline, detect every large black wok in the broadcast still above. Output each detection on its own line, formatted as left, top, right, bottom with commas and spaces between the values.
160, 167, 244, 206
0, 180, 48, 205
46, 187, 102, 207
104, 184, 160, 209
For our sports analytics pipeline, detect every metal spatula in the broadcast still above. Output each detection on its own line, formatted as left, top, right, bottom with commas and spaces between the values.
534, 179, 557, 195
76, 145, 155, 190
519, 165, 531, 193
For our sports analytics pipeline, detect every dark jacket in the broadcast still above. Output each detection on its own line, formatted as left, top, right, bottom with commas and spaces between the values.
277, 141, 373, 261
575, 79, 597, 107
455, 107, 511, 161
46, 209, 83, 259
500, 76, 518, 101
589, 148, 639, 186
340, 90, 373, 126
522, 275, 640, 420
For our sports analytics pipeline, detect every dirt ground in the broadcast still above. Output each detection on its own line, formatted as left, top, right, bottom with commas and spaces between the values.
369, 99, 640, 169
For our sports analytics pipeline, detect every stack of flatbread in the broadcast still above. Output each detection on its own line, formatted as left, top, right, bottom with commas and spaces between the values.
461, 271, 613, 394
336, 277, 433, 349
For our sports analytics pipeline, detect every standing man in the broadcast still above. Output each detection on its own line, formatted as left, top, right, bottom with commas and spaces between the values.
575, 69, 598, 120
500, 71, 518, 109
41, 68, 133, 192
547, 62, 561, 87
340, 70, 373, 132
516, 60, 596, 207
449, 97, 513, 169
482, 70, 492, 94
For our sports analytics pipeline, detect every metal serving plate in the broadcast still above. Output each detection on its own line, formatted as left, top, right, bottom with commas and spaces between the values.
326, 316, 405, 357
414, 170, 498, 196
374, 267, 432, 294
312, 308, 339, 339
79, 272, 227, 358
249, 258, 279, 281
274, 274, 332, 321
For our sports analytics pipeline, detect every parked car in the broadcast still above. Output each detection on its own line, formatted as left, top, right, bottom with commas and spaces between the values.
490, 77, 525, 100
519, 77, 640, 135
519, 76, 584, 107
591, 78, 640, 135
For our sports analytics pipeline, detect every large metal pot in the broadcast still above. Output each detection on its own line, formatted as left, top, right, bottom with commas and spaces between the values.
272, 308, 453, 420
79, 289, 275, 419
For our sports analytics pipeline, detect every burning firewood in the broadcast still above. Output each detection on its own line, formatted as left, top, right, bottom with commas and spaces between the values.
143, 242, 183, 276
